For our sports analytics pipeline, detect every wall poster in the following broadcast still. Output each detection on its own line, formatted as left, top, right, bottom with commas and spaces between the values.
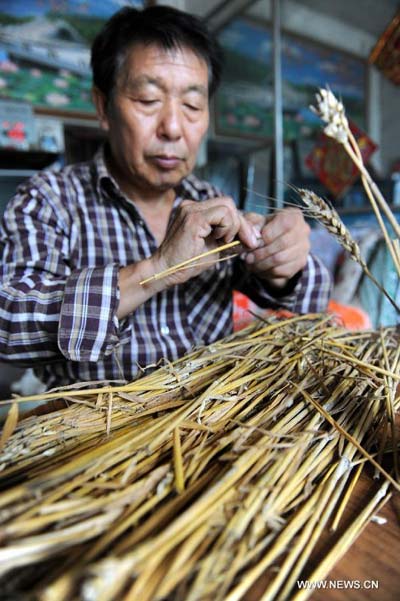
216, 18, 367, 141
0, 0, 144, 115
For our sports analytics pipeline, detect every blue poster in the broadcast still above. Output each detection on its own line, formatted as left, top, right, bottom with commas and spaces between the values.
0, 0, 143, 113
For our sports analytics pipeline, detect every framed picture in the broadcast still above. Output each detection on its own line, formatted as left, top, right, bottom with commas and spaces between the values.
369, 10, 400, 85
0, 98, 35, 150
215, 17, 367, 141
0, 0, 144, 117
305, 120, 377, 198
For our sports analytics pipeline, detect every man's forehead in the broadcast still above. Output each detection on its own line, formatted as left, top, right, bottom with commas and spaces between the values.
119, 43, 209, 90
125, 74, 208, 96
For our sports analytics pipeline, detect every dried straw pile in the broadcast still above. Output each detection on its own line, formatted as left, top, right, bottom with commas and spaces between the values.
0, 313, 399, 601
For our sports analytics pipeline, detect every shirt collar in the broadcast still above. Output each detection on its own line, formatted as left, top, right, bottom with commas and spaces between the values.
92, 144, 204, 217
93, 145, 123, 201
92, 145, 143, 221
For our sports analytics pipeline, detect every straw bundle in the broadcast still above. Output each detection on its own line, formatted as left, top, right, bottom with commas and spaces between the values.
0, 313, 398, 601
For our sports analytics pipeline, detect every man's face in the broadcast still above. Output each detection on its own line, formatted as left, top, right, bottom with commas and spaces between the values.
95, 43, 210, 196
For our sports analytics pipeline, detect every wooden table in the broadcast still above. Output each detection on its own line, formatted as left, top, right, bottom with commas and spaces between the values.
311, 476, 400, 601
246, 469, 400, 601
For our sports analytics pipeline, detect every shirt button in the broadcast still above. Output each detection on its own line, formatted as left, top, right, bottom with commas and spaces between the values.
160, 325, 170, 336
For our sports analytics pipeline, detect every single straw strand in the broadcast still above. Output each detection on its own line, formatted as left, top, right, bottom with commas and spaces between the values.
139, 240, 240, 285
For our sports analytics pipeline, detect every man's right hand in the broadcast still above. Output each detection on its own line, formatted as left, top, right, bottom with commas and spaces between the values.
117, 197, 259, 320
150, 196, 259, 287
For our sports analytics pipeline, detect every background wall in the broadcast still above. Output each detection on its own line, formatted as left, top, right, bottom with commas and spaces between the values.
381, 77, 400, 175
182, 0, 400, 177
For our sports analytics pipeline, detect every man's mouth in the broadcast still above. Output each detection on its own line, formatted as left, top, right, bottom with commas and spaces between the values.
151, 155, 183, 169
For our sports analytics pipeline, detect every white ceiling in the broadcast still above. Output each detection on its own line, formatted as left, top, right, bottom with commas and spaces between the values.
186, 0, 399, 41
288, 0, 399, 38
183, 0, 399, 59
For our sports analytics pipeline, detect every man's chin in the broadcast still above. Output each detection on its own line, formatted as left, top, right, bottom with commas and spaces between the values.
152, 171, 186, 191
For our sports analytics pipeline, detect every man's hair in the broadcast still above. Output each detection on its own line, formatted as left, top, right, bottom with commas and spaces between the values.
91, 5, 223, 101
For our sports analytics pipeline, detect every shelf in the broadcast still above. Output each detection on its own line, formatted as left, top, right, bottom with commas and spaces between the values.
338, 206, 400, 216
0, 169, 37, 178
0, 148, 59, 170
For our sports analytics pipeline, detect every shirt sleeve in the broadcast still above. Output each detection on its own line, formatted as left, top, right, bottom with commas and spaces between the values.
57, 264, 124, 361
233, 253, 332, 314
0, 183, 125, 366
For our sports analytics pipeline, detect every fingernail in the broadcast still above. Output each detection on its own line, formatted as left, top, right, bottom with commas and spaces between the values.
252, 224, 262, 237
249, 233, 258, 248
246, 253, 255, 264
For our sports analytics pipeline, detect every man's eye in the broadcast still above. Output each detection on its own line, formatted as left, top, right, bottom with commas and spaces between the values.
138, 99, 158, 105
184, 103, 200, 111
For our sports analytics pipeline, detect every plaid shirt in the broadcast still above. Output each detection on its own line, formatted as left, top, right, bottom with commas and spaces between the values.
0, 148, 331, 387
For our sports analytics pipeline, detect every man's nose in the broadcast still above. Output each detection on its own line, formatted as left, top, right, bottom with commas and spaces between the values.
157, 101, 183, 141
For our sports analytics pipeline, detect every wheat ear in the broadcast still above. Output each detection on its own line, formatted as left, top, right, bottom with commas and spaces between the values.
297, 188, 400, 314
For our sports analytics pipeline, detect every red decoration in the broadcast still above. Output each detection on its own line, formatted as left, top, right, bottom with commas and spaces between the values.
369, 11, 400, 85
305, 121, 377, 198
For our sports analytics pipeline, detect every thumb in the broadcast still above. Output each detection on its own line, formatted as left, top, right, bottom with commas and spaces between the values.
242, 212, 267, 246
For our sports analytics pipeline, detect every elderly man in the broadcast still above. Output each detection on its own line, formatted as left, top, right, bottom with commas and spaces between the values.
0, 6, 330, 388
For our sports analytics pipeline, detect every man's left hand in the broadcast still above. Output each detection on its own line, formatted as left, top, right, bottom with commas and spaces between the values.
242, 208, 310, 290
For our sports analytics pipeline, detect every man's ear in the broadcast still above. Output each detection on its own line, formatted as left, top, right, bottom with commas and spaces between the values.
92, 87, 109, 131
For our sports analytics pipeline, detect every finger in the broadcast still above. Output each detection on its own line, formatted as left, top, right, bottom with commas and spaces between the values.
261, 209, 308, 245
252, 231, 310, 260
246, 245, 292, 267
180, 197, 239, 241
246, 243, 308, 275
198, 203, 259, 248
180, 199, 196, 209
237, 213, 260, 248
192, 204, 242, 244
210, 198, 247, 243
249, 255, 305, 280
243, 211, 267, 230
246, 240, 308, 266
179, 198, 259, 248
242, 212, 269, 247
